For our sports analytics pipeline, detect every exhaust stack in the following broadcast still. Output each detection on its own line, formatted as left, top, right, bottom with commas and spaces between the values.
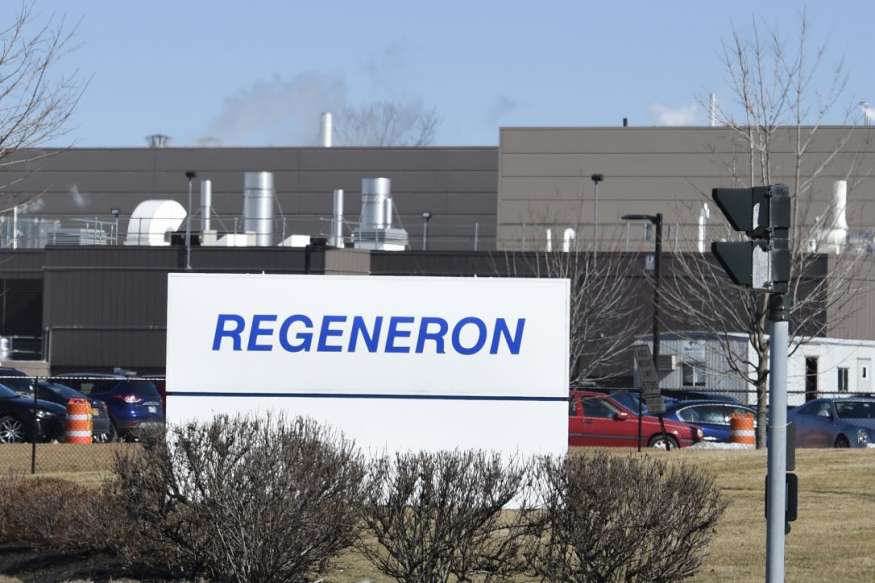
321, 112, 333, 148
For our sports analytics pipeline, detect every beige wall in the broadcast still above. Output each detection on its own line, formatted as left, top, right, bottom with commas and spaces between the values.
498, 126, 875, 252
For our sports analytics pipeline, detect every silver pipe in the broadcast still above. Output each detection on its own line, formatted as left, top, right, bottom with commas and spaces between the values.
331, 189, 344, 248
321, 112, 333, 148
201, 179, 212, 232
243, 172, 274, 246
766, 318, 789, 582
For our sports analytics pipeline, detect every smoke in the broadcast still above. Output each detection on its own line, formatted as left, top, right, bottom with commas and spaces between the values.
69, 184, 91, 208
648, 102, 700, 126
485, 95, 520, 126
200, 72, 347, 146
17, 196, 45, 213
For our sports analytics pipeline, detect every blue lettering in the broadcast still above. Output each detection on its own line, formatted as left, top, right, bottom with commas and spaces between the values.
349, 316, 383, 352
212, 314, 245, 351
279, 315, 313, 352
385, 316, 414, 353
415, 317, 448, 353
247, 314, 277, 351
490, 318, 526, 355
317, 315, 347, 352
451, 317, 487, 355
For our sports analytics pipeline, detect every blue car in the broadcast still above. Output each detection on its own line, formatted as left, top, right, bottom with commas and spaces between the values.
58, 374, 165, 440
662, 400, 757, 443
788, 397, 875, 448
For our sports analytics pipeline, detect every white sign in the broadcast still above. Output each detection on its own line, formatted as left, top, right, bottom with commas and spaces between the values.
166, 274, 569, 456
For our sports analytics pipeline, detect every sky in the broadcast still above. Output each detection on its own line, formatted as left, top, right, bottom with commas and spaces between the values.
3, 0, 873, 147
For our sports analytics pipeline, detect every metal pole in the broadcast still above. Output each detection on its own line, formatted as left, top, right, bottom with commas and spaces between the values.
30, 377, 37, 474
185, 171, 195, 270
766, 294, 789, 583
474, 222, 480, 251
637, 388, 643, 453
654, 214, 670, 450
423, 220, 429, 251
594, 181, 599, 248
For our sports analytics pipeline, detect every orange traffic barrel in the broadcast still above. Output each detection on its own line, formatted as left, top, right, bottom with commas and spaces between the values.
65, 398, 93, 444
730, 413, 755, 445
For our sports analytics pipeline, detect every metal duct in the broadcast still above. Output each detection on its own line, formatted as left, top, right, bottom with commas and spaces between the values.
243, 171, 274, 246
200, 179, 212, 232
330, 188, 344, 248
359, 178, 391, 231
321, 112, 333, 148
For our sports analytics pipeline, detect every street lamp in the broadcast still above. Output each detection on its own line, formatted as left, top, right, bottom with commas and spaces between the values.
110, 208, 120, 245
185, 171, 196, 270
421, 211, 433, 251
621, 212, 663, 452
591, 173, 604, 247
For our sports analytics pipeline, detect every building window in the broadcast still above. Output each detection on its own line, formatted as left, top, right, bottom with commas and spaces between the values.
682, 363, 706, 387
838, 367, 849, 392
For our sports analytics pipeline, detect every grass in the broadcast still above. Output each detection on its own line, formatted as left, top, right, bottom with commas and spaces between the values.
0, 445, 873, 582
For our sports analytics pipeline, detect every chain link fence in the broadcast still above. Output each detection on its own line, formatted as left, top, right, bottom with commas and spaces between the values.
0, 374, 164, 474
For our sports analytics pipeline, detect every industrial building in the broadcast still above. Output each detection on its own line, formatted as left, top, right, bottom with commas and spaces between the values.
0, 124, 873, 397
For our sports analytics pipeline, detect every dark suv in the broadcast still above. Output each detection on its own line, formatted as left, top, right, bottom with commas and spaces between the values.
59, 374, 165, 440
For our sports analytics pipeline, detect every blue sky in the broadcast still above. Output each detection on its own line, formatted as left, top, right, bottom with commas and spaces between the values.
4, 1, 872, 146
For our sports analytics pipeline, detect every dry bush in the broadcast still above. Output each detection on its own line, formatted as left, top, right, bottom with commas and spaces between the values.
525, 453, 726, 583
111, 415, 366, 583
0, 473, 119, 554
359, 450, 530, 583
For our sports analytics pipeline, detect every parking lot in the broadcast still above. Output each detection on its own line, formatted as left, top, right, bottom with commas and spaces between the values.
1, 445, 871, 582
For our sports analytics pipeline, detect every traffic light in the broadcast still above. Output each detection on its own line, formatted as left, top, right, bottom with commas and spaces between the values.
710, 184, 791, 291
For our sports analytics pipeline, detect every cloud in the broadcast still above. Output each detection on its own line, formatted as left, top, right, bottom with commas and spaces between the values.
648, 102, 700, 126
485, 95, 519, 126
200, 72, 348, 146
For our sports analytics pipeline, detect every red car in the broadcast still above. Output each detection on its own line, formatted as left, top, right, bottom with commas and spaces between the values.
569, 390, 703, 449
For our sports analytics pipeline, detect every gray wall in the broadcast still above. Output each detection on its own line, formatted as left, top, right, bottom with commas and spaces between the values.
0, 147, 497, 251
498, 126, 875, 251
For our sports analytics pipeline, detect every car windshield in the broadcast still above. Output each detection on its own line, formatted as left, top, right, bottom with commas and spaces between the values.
0, 374, 32, 394
834, 401, 875, 419
0, 385, 19, 399
40, 382, 82, 400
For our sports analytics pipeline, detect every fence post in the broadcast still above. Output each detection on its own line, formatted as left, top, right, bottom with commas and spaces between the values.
30, 376, 37, 474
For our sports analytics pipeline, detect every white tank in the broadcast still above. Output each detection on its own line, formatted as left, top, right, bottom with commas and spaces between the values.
817, 180, 849, 254
125, 200, 187, 246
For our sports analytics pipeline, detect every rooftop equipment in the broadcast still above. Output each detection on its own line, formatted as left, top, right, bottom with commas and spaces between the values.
817, 180, 849, 254
329, 189, 344, 248
352, 178, 409, 251
125, 200, 187, 246
321, 112, 333, 147
243, 171, 275, 247
200, 179, 212, 232
146, 134, 170, 148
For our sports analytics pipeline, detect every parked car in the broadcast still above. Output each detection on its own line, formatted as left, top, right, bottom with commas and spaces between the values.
662, 400, 757, 443
788, 397, 875, 448
569, 390, 703, 449
0, 368, 115, 442
586, 388, 680, 415
58, 373, 165, 440
661, 389, 742, 404
0, 384, 66, 443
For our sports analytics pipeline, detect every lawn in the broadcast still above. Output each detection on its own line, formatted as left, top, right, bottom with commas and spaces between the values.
0, 445, 872, 582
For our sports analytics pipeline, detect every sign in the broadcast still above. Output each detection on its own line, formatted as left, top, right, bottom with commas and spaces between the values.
681, 340, 706, 363
633, 344, 665, 415
166, 273, 570, 456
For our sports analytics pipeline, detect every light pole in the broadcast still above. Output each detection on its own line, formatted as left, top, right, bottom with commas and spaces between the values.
622, 212, 663, 452
185, 171, 196, 270
110, 208, 120, 245
591, 173, 604, 247
421, 211, 433, 251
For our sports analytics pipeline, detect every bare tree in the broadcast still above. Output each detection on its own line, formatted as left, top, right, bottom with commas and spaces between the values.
663, 13, 871, 446
0, 1, 83, 210
335, 99, 439, 146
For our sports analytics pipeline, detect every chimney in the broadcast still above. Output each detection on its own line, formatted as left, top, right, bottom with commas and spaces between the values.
321, 112, 333, 148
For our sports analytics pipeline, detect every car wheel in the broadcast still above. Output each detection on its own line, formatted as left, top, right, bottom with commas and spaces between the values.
96, 423, 118, 443
0, 415, 26, 443
649, 434, 679, 450
834, 434, 850, 448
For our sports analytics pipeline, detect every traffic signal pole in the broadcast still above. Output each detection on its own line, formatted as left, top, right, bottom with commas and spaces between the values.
766, 294, 789, 583
710, 184, 792, 583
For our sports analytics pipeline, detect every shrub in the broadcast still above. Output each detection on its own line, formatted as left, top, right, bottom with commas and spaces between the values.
0, 473, 119, 554
111, 415, 366, 583
525, 452, 726, 583
358, 450, 529, 583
